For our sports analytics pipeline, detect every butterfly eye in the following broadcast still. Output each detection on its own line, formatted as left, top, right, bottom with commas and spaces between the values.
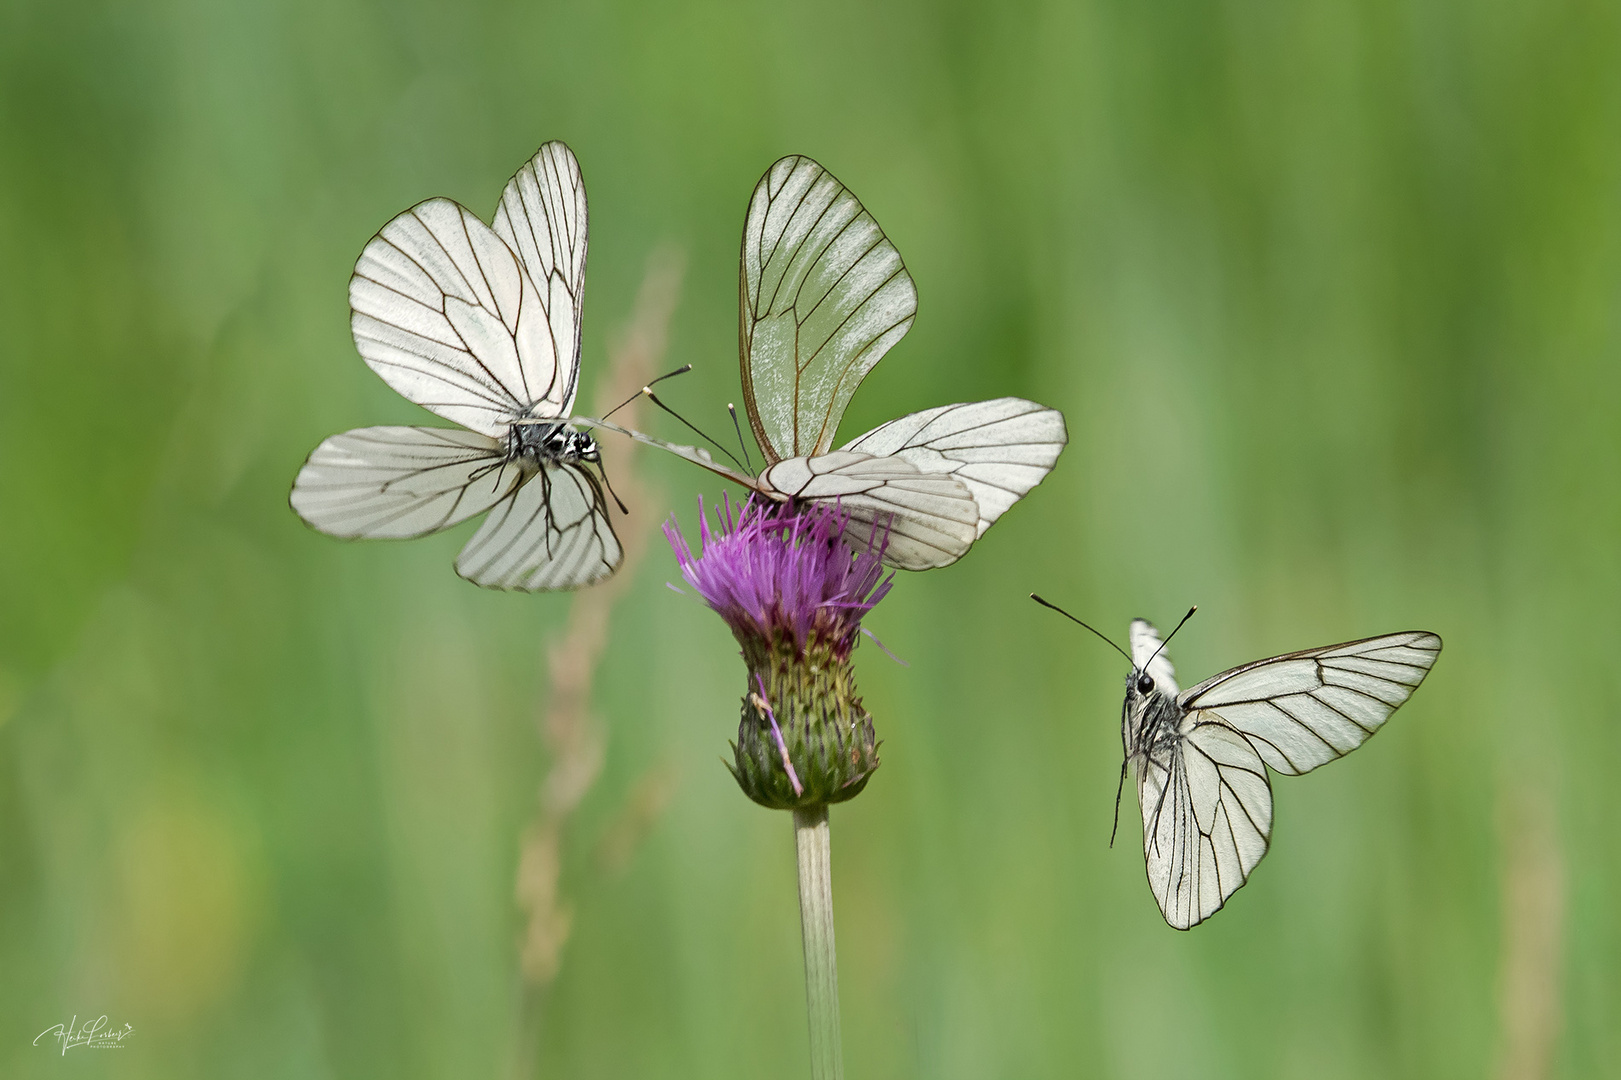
1136, 674, 1156, 694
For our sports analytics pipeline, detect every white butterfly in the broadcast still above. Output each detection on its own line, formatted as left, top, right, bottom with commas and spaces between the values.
1127, 618, 1441, 928
1034, 598, 1441, 929
587, 155, 1068, 570
289, 141, 624, 591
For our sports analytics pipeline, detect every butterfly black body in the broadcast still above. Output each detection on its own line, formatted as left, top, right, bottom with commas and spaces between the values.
510, 419, 601, 470
1113, 672, 1184, 847
1123, 677, 1183, 779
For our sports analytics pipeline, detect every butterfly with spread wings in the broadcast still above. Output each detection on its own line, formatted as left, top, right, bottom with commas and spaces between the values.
587, 155, 1068, 570
289, 141, 625, 591
1033, 597, 1441, 929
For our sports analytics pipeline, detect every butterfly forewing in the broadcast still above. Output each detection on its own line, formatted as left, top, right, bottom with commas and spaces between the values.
740, 156, 917, 462
1178, 632, 1442, 776
839, 398, 1068, 538
494, 141, 589, 414
350, 199, 565, 436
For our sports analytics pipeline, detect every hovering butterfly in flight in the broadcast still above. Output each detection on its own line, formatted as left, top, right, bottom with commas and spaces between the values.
587, 155, 1068, 570
1031, 596, 1441, 929
289, 141, 627, 591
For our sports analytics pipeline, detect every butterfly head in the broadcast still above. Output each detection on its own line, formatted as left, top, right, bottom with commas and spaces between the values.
1127, 607, 1196, 701
1123, 666, 1171, 731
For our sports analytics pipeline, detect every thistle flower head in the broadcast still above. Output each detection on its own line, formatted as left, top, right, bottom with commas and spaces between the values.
664, 496, 890, 809
665, 495, 891, 663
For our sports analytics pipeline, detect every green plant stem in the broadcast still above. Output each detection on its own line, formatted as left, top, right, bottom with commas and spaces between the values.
793, 804, 844, 1080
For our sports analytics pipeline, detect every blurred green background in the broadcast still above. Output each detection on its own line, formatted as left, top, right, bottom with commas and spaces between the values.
2, 0, 1617, 1076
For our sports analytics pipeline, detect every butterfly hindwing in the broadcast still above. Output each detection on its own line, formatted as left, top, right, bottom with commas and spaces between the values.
760, 452, 980, 571
839, 398, 1068, 539
455, 462, 622, 591
290, 426, 521, 539
577, 419, 982, 571
1140, 718, 1273, 930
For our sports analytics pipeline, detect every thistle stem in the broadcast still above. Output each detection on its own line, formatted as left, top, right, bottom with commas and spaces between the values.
793, 804, 844, 1080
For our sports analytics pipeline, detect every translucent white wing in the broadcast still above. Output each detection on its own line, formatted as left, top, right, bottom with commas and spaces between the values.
493, 141, 588, 414
1139, 720, 1273, 930
455, 462, 622, 590
579, 419, 978, 571
290, 426, 520, 539
349, 198, 564, 437
1129, 619, 1181, 696
839, 398, 1067, 538
1178, 632, 1443, 776
760, 452, 979, 572
740, 156, 917, 461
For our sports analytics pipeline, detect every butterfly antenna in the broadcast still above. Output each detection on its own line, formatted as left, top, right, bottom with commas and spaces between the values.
601, 364, 693, 421
1144, 605, 1198, 672
728, 403, 754, 471
1109, 758, 1128, 848
643, 389, 750, 471
1029, 594, 1132, 664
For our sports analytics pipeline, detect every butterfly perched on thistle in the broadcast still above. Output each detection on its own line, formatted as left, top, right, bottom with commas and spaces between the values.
1033, 597, 1442, 929
593, 155, 1069, 570
289, 141, 629, 591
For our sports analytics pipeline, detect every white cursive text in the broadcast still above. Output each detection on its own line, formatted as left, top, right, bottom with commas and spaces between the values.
34, 1015, 133, 1055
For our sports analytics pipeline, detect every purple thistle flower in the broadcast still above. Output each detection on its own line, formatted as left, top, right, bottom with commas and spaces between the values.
664, 496, 890, 809
665, 495, 892, 662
